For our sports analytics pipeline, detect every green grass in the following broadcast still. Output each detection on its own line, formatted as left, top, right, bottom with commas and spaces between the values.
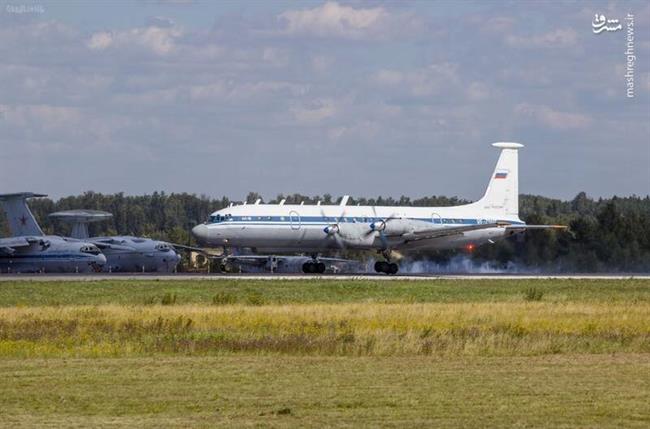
1, 354, 649, 428
0, 278, 648, 306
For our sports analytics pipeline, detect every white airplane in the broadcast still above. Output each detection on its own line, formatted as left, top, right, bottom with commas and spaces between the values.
192, 143, 564, 274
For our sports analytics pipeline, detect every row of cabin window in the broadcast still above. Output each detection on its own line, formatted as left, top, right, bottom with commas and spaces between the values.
211, 216, 481, 224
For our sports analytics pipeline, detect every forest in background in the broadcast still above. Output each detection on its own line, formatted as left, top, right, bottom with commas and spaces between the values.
1, 191, 648, 272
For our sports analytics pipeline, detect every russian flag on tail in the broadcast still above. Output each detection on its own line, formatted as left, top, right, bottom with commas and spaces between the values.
494, 171, 508, 179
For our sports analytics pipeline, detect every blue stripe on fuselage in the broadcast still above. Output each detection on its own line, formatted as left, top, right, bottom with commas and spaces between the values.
208, 216, 525, 226
0, 254, 95, 260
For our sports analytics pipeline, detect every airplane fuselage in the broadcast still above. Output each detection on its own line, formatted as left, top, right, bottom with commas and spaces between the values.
192, 203, 524, 253
94, 236, 182, 273
0, 235, 106, 273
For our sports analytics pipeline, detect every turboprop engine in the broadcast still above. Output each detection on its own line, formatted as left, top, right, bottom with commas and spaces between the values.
324, 217, 436, 249
324, 222, 376, 248
369, 218, 431, 237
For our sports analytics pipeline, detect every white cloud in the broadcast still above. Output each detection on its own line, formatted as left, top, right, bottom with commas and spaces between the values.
373, 63, 459, 97
290, 99, 337, 123
262, 47, 290, 66
0, 104, 82, 130
466, 82, 490, 101
87, 24, 182, 55
506, 28, 578, 48
112, 87, 181, 107
279, 1, 386, 39
480, 16, 515, 34
515, 103, 592, 129
87, 31, 113, 50
327, 120, 379, 141
190, 80, 308, 102
311, 55, 334, 72
278, 1, 421, 40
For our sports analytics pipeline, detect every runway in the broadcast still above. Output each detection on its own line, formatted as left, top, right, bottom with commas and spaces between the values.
0, 273, 648, 281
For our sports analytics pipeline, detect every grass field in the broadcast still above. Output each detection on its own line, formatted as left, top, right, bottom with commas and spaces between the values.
1, 278, 649, 427
1, 278, 649, 306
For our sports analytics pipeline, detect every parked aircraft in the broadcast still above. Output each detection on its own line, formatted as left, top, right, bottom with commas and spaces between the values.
192, 143, 565, 274
49, 209, 182, 273
0, 193, 106, 273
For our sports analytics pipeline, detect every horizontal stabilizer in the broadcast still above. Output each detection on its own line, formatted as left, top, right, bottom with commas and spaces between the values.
506, 225, 568, 230
0, 236, 32, 249
0, 192, 47, 201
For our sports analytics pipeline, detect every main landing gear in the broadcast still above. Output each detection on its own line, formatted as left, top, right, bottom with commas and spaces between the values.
374, 250, 399, 275
302, 258, 326, 274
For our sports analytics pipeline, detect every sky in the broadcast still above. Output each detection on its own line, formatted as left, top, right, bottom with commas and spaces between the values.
0, 0, 648, 201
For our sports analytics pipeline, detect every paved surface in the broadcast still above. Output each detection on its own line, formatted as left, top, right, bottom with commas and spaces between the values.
1, 273, 648, 281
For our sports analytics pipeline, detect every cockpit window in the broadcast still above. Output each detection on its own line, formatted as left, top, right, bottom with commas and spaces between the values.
210, 214, 233, 223
80, 245, 101, 255
155, 243, 172, 252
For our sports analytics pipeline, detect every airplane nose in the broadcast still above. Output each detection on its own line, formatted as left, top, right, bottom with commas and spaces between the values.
192, 224, 209, 244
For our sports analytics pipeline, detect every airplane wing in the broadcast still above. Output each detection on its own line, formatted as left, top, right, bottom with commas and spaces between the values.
319, 256, 358, 263
221, 255, 271, 268
400, 222, 510, 242
219, 254, 357, 267
87, 238, 136, 251
401, 222, 568, 244
0, 236, 34, 254
172, 243, 210, 254
505, 224, 568, 230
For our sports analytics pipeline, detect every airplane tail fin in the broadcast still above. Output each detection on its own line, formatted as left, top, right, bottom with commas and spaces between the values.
0, 192, 46, 237
474, 143, 523, 219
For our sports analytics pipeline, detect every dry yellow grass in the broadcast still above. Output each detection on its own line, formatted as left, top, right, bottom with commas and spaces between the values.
1, 302, 648, 357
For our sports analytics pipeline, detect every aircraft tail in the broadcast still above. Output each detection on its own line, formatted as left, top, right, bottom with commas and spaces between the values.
0, 193, 46, 237
473, 143, 523, 219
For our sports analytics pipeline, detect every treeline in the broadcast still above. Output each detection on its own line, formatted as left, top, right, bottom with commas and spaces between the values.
474, 192, 650, 272
1, 191, 648, 272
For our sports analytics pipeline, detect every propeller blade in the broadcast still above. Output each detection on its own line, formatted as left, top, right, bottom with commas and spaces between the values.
378, 230, 388, 249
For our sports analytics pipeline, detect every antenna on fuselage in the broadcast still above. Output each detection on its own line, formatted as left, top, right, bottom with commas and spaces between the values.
279, 199, 286, 206
254, 199, 261, 205
340, 195, 350, 206
49, 210, 112, 239
317, 201, 321, 206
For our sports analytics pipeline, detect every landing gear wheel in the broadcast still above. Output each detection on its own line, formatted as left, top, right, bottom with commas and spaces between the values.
303, 261, 326, 274
374, 261, 389, 273
316, 262, 326, 274
388, 263, 399, 275
374, 261, 398, 275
